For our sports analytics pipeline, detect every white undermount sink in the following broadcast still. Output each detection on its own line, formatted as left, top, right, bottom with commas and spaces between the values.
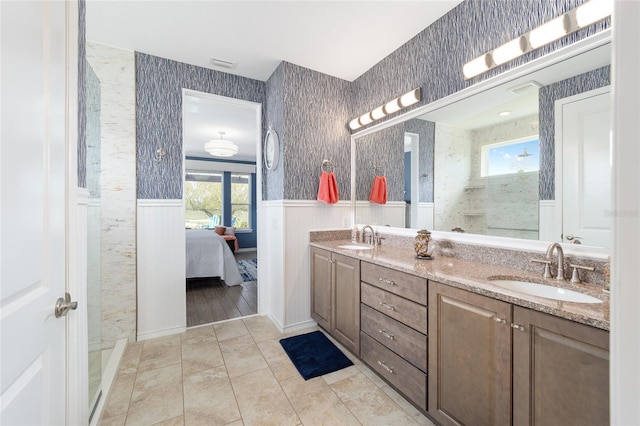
337, 244, 373, 250
488, 278, 603, 304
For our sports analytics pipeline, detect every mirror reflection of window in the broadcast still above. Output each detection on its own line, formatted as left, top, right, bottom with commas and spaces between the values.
481, 137, 540, 176
231, 173, 251, 229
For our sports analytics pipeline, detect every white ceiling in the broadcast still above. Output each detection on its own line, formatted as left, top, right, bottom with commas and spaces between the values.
86, 1, 462, 82
86, 1, 462, 160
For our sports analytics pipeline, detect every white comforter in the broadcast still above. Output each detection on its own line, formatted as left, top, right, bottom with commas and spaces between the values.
185, 229, 243, 285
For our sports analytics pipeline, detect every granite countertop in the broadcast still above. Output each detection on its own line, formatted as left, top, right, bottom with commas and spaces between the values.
310, 239, 610, 331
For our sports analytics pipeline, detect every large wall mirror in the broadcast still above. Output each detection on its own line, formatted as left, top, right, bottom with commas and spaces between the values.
352, 32, 611, 250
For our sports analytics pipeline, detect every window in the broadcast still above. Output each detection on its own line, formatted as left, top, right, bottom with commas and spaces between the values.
184, 172, 222, 229
185, 170, 253, 230
480, 137, 540, 177
231, 173, 251, 229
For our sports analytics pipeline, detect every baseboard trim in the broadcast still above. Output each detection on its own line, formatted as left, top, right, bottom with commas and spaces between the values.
281, 319, 318, 334
137, 326, 186, 342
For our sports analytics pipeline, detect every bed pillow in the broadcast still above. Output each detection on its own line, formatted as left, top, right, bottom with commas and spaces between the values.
214, 226, 226, 235
224, 227, 235, 236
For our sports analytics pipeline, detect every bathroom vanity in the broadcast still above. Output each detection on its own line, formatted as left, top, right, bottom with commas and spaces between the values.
310, 237, 609, 426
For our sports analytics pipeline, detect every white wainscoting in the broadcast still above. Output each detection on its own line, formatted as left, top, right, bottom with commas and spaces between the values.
416, 202, 434, 230
137, 200, 186, 340
354, 201, 406, 227
263, 200, 350, 332
538, 200, 558, 243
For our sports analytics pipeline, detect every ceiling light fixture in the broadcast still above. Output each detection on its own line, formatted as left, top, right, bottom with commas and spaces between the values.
463, 0, 612, 79
349, 88, 422, 131
205, 131, 238, 157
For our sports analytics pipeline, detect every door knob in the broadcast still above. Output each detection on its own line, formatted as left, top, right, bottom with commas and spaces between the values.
55, 292, 78, 318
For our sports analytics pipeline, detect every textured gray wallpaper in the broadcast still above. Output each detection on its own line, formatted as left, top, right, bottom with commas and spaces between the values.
264, 63, 285, 201
136, 53, 266, 199
281, 62, 353, 201
539, 66, 611, 200
355, 124, 404, 201
77, 0, 86, 188
133, 0, 609, 201
351, 0, 609, 129
405, 119, 435, 203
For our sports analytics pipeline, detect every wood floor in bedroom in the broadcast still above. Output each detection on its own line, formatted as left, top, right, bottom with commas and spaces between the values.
186, 250, 257, 327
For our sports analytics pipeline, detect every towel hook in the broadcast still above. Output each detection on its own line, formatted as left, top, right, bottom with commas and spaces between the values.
322, 159, 334, 173
373, 164, 385, 176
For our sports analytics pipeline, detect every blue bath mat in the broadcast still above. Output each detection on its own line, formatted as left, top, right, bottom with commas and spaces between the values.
279, 331, 353, 380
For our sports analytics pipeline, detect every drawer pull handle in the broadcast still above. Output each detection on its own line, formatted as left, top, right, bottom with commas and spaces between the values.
377, 361, 394, 374
494, 317, 506, 324
378, 302, 395, 311
511, 323, 525, 332
378, 277, 395, 286
378, 329, 395, 340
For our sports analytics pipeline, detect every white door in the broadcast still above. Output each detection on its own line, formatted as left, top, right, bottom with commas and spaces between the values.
559, 88, 612, 247
1, 1, 71, 424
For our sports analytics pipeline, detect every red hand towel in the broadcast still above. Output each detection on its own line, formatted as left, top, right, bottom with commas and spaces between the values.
317, 171, 339, 204
369, 175, 387, 204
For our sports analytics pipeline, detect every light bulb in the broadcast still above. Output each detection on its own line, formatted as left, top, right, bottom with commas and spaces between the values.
576, 0, 612, 27
463, 54, 491, 79
529, 15, 569, 48
371, 106, 386, 120
399, 89, 421, 108
491, 36, 526, 65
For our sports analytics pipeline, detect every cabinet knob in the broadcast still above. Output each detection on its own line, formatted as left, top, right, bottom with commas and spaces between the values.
510, 323, 525, 332
493, 317, 506, 324
378, 329, 395, 340
377, 360, 394, 374
378, 302, 395, 311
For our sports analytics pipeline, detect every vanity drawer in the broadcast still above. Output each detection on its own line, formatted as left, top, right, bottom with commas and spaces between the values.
361, 282, 427, 335
361, 303, 427, 372
361, 332, 427, 411
361, 261, 427, 305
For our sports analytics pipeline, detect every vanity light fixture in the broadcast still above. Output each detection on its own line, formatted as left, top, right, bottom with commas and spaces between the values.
462, 0, 612, 79
349, 88, 421, 130
205, 131, 239, 157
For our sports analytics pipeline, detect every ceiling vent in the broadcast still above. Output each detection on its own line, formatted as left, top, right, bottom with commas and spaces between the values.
210, 58, 237, 69
508, 80, 543, 95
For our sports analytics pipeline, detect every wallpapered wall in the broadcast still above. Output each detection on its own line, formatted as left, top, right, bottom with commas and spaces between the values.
264, 63, 285, 201
404, 119, 435, 203
280, 62, 353, 201
355, 125, 404, 202
538, 66, 611, 200
351, 0, 609, 126
131, 0, 609, 201
136, 53, 266, 199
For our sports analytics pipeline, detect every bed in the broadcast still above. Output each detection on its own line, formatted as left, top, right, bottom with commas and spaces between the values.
185, 229, 243, 285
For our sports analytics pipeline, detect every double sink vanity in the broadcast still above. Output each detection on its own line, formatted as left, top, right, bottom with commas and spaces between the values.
310, 230, 609, 426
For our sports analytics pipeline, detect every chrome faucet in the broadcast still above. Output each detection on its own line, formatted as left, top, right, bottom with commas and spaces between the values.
546, 242, 565, 281
361, 225, 375, 245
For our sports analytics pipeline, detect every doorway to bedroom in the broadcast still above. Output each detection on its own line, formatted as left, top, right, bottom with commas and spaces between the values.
182, 90, 262, 327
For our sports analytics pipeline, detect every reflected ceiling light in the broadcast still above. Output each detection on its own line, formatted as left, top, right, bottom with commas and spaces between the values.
205, 131, 238, 157
349, 88, 422, 130
498, 110, 512, 116
463, 0, 611, 79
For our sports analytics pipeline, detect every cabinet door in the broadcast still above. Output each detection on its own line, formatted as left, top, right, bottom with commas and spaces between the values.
513, 306, 609, 426
428, 281, 512, 426
310, 247, 333, 331
332, 253, 360, 354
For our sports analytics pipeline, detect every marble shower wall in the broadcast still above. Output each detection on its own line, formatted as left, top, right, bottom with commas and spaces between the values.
86, 43, 137, 347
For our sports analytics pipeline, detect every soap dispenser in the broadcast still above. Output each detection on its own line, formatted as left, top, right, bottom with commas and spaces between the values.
351, 225, 360, 243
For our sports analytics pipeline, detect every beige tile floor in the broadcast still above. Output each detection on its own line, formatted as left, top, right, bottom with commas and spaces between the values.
98, 315, 436, 426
